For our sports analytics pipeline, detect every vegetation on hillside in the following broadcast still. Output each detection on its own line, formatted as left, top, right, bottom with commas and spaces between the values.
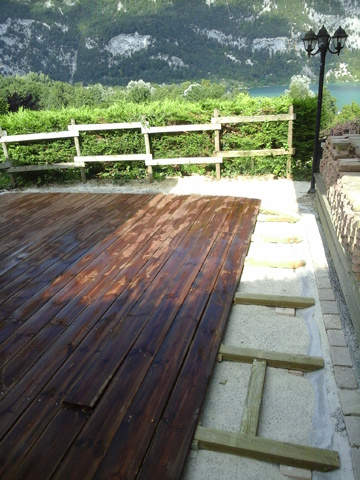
1, 0, 359, 86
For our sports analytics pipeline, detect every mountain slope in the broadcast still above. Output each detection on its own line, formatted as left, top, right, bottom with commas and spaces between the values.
0, 0, 359, 86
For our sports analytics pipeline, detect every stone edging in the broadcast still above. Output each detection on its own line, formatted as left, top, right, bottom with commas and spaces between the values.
306, 202, 360, 480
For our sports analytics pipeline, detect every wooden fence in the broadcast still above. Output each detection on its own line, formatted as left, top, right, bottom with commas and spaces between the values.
0, 107, 295, 186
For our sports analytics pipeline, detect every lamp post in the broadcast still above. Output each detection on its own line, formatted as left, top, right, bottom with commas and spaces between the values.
303, 25, 348, 192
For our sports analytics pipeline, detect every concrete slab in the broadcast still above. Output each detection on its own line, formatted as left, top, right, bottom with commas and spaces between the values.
345, 417, 360, 447
331, 346, 353, 367
327, 329, 347, 347
340, 390, 360, 416
334, 366, 358, 390
323, 314, 342, 330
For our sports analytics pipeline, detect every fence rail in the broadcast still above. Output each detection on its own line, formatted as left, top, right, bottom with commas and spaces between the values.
0, 107, 295, 186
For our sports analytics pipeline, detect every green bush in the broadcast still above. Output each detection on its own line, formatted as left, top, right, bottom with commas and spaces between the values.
0, 93, 320, 185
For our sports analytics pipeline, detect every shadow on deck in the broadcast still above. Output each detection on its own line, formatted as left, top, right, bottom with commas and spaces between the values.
0, 192, 259, 480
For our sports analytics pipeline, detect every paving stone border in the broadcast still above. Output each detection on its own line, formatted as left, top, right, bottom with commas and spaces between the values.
308, 210, 360, 480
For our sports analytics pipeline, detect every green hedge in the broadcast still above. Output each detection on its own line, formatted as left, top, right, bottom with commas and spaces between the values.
0, 94, 317, 187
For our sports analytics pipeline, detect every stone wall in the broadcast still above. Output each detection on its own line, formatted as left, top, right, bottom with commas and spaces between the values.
320, 135, 360, 281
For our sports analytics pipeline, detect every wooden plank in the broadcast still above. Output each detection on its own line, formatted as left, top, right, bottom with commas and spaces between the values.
2, 197, 201, 391
219, 345, 324, 371
0, 195, 189, 437
234, 293, 315, 308
0, 193, 71, 241
1, 131, 79, 143
0, 194, 146, 328
69, 201, 246, 480
239, 359, 266, 436
0, 194, 112, 280
7, 162, 85, 173
145, 156, 223, 166
244, 257, 306, 269
0, 195, 176, 371
0, 197, 162, 390
193, 426, 339, 472
7, 407, 88, 480
0, 161, 11, 169
259, 206, 300, 223
212, 113, 296, 124
141, 123, 221, 134
0, 197, 209, 479
251, 232, 304, 243
74, 154, 152, 162
63, 197, 230, 409
216, 148, 295, 158
136, 199, 260, 480
315, 173, 360, 343
0, 195, 151, 332
71, 200, 249, 478
68, 122, 142, 131
0, 194, 94, 266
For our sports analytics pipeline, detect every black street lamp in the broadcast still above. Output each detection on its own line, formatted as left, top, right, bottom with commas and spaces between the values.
303, 25, 348, 192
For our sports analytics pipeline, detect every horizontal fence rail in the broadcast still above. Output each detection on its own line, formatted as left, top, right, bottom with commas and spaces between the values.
0, 107, 295, 186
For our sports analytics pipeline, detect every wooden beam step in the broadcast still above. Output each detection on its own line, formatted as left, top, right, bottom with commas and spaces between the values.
240, 359, 266, 436
218, 345, 324, 371
251, 232, 304, 244
245, 257, 306, 269
234, 293, 315, 308
193, 426, 339, 472
258, 207, 301, 223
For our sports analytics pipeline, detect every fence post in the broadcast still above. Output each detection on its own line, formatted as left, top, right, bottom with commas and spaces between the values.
71, 119, 86, 183
287, 105, 294, 179
142, 116, 153, 183
214, 109, 221, 181
0, 127, 15, 188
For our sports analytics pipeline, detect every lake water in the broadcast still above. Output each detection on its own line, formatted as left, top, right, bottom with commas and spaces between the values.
248, 82, 360, 111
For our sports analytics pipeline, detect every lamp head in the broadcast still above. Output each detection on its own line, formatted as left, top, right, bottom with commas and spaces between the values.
332, 26, 348, 54
317, 25, 330, 50
303, 28, 318, 56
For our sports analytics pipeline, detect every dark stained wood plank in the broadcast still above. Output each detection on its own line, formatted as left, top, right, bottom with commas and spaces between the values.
0, 193, 115, 274
0, 195, 197, 394
53, 198, 259, 480
0, 193, 86, 250
63, 196, 231, 409
0, 193, 69, 237
0, 194, 175, 374
0, 195, 209, 477
0, 198, 202, 429
0, 194, 96, 270
136, 198, 260, 480
0, 193, 260, 480
90, 200, 249, 480
8, 407, 88, 480
0, 194, 152, 342
0, 193, 135, 307
0, 193, 150, 329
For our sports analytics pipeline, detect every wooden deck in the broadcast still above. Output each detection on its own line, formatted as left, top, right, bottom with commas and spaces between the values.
0, 192, 260, 480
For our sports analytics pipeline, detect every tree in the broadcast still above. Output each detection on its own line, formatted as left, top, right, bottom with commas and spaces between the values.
126, 80, 153, 103
285, 75, 315, 101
